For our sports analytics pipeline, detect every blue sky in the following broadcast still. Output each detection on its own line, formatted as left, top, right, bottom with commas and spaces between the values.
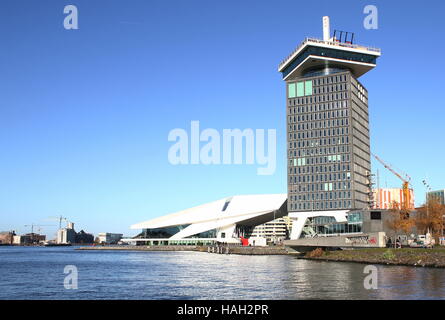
1, 0, 444, 238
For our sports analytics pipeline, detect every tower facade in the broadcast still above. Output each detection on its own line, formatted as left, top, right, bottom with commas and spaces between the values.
279, 17, 381, 214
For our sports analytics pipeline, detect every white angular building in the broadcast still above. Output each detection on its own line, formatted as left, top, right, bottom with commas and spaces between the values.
124, 194, 287, 245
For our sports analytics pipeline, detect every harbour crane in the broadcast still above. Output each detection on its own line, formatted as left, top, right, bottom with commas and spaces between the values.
372, 153, 412, 213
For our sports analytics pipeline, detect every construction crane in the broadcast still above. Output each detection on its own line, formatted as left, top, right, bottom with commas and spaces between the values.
24, 224, 55, 243
24, 224, 55, 234
372, 153, 411, 213
47, 215, 68, 229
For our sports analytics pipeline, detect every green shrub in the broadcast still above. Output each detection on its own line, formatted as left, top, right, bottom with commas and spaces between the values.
382, 249, 396, 260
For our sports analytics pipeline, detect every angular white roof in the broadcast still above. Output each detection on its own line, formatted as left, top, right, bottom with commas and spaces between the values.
131, 194, 287, 239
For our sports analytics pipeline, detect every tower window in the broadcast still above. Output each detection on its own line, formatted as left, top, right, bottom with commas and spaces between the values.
297, 82, 305, 97
288, 83, 296, 98
305, 80, 313, 96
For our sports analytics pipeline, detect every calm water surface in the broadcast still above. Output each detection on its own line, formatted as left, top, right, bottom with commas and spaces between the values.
0, 246, 444, 300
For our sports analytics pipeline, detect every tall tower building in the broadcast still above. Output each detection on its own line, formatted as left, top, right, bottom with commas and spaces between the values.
279, 17, 381, 216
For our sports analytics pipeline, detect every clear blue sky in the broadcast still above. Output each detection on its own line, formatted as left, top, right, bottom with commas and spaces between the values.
1, 0, 444, 238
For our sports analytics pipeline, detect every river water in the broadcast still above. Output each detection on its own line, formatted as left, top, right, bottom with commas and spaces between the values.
0, 246, 444, 300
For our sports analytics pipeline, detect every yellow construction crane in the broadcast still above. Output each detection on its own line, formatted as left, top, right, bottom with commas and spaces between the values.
372, 153, 412, 212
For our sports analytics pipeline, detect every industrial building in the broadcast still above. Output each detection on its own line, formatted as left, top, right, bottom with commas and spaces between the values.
57, 222, 76, 244
13, 233, 46, 245
75, 230, 94, 244
56, 222, 94, 244
0, 231, 15, 245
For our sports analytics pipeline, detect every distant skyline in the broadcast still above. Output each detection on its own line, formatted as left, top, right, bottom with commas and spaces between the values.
1, 0, 444, 238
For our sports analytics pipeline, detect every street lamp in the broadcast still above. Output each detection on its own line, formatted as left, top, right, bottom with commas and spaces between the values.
422, 179, 432, 235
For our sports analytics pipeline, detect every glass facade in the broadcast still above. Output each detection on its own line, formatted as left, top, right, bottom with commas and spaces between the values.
185, 229, 217, 239
303, 67, 347, 78
301, 211, 363, 238
427, 190, 445, 205
140, 225, 190, 238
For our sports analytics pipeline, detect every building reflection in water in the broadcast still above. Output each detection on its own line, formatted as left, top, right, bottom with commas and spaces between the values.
376, 265, 445, 300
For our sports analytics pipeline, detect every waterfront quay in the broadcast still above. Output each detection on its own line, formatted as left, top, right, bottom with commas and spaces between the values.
77, 245, 293, 255
77, 245, 445, 268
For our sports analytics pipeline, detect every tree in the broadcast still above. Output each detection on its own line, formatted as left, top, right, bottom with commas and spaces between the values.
414, 198, 445, 242
386, 201, 415, 247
